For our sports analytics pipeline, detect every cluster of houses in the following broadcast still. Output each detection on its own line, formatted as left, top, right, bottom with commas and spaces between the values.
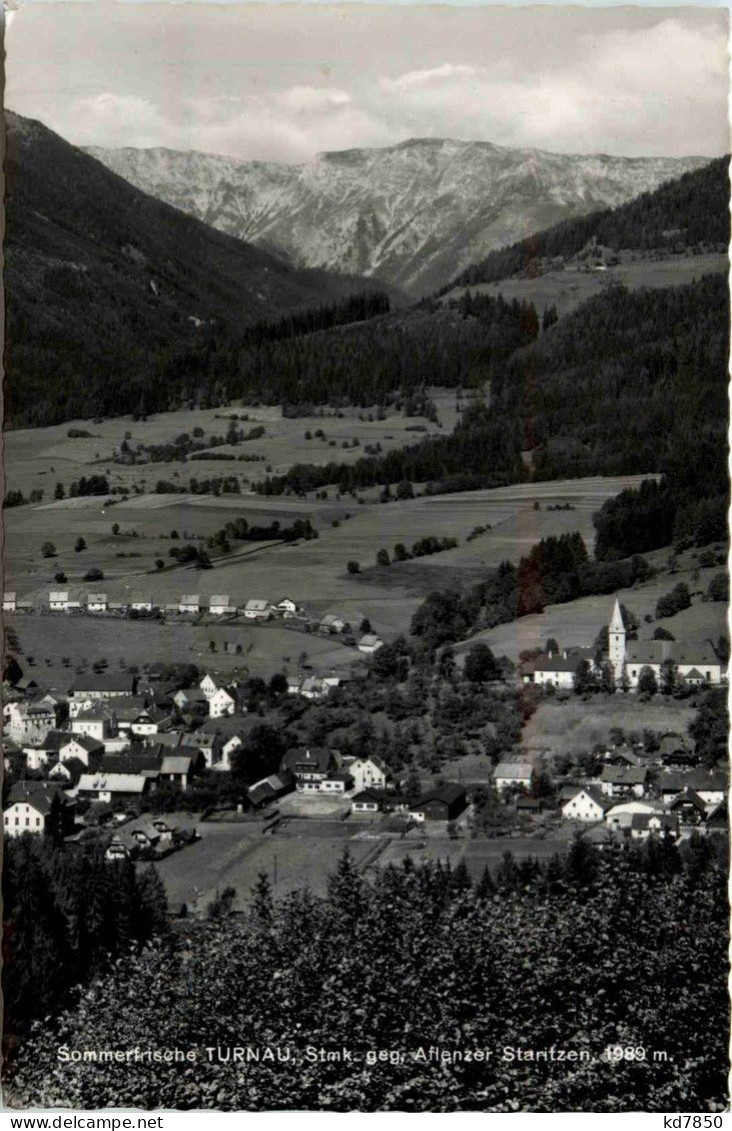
492, 736, 727, 842
523, 599, 724, 690
247, 746, 469, 825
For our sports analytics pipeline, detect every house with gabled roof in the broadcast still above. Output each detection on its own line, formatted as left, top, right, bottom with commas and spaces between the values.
178, 595, 200, 615
71, 674, 136, 700
280, 746, 341, 791
58, 734, 105, 767
494, 761, 534, 791
4, 781, 75, 838
2, 592, 16, 612
208, 595, 232, 616
561, 786, 612, 823
275, 597, 298, 617
87, 593, 108, 613
598, 764, 649, 799
78, 773, 150, 804
49, 590, 70, 612
130, 595, 154, 612
242, 598, 270, 620
410, 783, 467, 823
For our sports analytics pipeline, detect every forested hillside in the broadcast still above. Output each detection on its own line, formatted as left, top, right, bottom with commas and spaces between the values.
4, 112, 385, 427
6, 843, 728, 1112
446, 158, 729, 290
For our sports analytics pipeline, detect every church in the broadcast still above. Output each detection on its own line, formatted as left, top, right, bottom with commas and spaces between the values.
608, 599, 723, 689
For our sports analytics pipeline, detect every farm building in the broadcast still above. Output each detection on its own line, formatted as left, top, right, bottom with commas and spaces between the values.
49, 590, 70, 612
131, 596, 154, 612
605, 800, 661, 830
319, 613, 347, 634
243, 598, 270, 620
209, 595, 232, 616
71, 674, 136, 701
247, 772, 295, 808
561, 786, 612, 823
275, 597, 298, 616
409, 783, 467, 823
77, 773, 149, 805
527, 647, 595, 689
3, 592, 16, 612
494, 761, 534, 791
179, 595, 201, 615
87, 593, 108, 613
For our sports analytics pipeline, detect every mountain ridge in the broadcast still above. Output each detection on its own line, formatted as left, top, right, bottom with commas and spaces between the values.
85, 135, 711, 295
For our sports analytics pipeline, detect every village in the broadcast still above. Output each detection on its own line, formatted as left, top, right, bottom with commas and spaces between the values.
3, 588, 727, 912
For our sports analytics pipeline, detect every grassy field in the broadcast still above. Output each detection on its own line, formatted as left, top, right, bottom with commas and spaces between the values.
154, 821, 377, 912
522, 696, 698, 760
441, 253, 728, 319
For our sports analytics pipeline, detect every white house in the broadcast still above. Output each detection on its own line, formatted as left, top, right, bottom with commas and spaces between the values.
87, 593, 108, 613
209, 595, 232, 616
4, 700, 58, 744
71, 706, 118, 742
344, 755, 391, 793
243, 598, 270, 620
3, 592, 16, 612
287, 676, 303, 695
49, 590, 70, 612
209, 687, 239, 718
319, 773, 354, 794
199, 674, 219, 700
358, 634, 384, 654
351, 789, 383, 815
58, 735, 104, 767
275, 597, 298, 617
493, 761, 534, 791
179, 595, 200, 615
529, 649, 594, 689
131, 595, 154, 612
605, 799, 661, 830
218, 734, 242, 771
77, 773, 148, 805
561, 786, 612, 823
4, 781, 73, 838
319, 613, 346, 634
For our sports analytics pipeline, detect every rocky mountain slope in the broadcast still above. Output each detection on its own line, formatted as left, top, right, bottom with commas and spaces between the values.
86, 137, 709, 295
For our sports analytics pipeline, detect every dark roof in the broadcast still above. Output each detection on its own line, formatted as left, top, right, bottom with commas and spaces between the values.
659, 771, 727, 793
625, 641, 719, 667
411, 782, 467, 809
102, 753, 163, 774
352, 789, 384, 803
599, 766, 648, 785
281, 746, 336, 774
6, 781, 70, 814
72, 675, 136, 694
668, 788, 707, 812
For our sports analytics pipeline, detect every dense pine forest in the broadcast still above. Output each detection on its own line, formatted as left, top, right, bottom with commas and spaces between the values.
445, 157, 729, 290
6, 841, 728, 1112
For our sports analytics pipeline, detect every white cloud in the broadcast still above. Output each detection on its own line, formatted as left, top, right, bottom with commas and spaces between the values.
29, 17, 729, 162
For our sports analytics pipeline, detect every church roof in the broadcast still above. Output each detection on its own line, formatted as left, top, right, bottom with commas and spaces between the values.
625, 641, 719, 667
609, 598, 625, 633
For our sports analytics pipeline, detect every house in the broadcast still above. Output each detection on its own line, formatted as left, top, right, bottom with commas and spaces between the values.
4, 699, 58, 744
78, 773, 149, 805
705, 802, 728, 833
131, 596, 154, 612
604, 745, 643, 768
409, 783, 468, 823
4, 781, 75, 839
247, 772, 295, 808
657, 771, 727, 807
3, 592, 16, 612
343, 755, 392, 794
58, 735, 105, 767
630, 813, 680, 841
71, 674, 136, 701
209, 686, 241, 718
280, 746, 341, 791
187, 731, 224, 770
86, 593, 108, 613
172, 687, 209, 712
516, 796, 542, 814
199, 673, 219, 699
598, 765, 649, 799
494, 761, 534, 792
15, 597, 34, 614
108, 601, 128, 615
319, 772, 354, 794
275, 597, 298, 617
49, 590, 70, 612
71, 705, 118, 742
319, 613, 346, 634
358, 634, 384, 654
561, 787, 612, 823
351, 789, 384, 815
243, 598, 270, 620
179, 595, 200, 615
209, 595, 232, 616
300, 676, 329, 700
526, 652, 583, 690
667, 788, 708, 825
131, 825, 161, 851
286, 676, 303, 695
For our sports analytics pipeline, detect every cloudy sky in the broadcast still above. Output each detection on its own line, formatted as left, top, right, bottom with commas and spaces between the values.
6, 3, 730, 163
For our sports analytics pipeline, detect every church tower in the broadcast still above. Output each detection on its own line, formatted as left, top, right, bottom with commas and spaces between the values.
609, 598, 626, 683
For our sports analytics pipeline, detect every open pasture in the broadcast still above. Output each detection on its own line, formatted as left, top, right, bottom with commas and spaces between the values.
9, 615, 361, 686
3, 389, 460, 500
154, 821, 376, 912
440, 253, 728, 320
522, 696, 698, 760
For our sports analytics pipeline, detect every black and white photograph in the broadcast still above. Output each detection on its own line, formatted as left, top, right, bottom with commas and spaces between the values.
1, 0, 730, 1113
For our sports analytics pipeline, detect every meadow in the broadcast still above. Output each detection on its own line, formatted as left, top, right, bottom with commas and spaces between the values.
521, 696, 698, 761
441, 252, 728, 319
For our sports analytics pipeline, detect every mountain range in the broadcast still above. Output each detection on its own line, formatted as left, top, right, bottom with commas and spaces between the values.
85, 137, 709, 295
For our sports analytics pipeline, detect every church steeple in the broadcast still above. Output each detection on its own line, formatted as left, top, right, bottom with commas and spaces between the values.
609, 598, 626, 683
